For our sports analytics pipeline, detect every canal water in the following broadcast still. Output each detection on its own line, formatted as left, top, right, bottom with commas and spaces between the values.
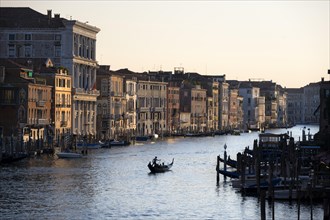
0, 125, 323, 219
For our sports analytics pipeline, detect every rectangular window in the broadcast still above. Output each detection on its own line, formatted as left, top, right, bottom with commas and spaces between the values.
25, 45, 32, 57
9, 34, 15, 41
3, 89, 15, 104
25, 34, 32, 41
55, 34, 61, 41
8, 45, 15, 57
55, 45, 61, 57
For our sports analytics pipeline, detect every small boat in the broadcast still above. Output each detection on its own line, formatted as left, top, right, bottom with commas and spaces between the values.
57, 151, 82, 158
135, 136, 149, 141
76, 142, 101, 149
269, 189, 299, 200
109, 140, 130, 147
1, 152, 28, 164
99, 140, 109, 148
231, 130, 241, 135
219, 157, 237, 168
148, 158, 174, 173
217, 169, 240, 179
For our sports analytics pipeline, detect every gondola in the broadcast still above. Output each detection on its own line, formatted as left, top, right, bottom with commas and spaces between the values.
148, 158, 174, 173
218, 157, 237, 168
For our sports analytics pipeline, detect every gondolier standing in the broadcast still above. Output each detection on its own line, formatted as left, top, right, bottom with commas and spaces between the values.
152, 156, 159, 165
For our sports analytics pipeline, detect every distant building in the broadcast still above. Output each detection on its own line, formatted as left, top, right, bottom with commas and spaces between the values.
286, 88, 304, 125
191, 86, 207, 132
319, 77, 330, 149
228, 89, 240, 130
303, 82, 320, 124
239, 85, 262, 130
136, 80, 167, 136
286, 83, 320, 125
167, 84, 180, 134
219, 82, 230, 130
109, 74, 126, 139
96, 65, 111, 140
125, 78, 137, 137
249, 80, 286, 128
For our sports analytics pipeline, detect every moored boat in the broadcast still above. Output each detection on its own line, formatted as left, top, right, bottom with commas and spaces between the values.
148, 158, 174, 173
135, 136, 149, 141
57, 151, 82, 158
219, 156, 237, 168
76, 142, 101, 149
109, 140, 130, 147
217, 169, 240, 179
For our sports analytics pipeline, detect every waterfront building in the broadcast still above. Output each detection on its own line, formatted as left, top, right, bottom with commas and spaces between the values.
125, 78, 137, 138
136, 80, 167, 136
96, 65, 111, 140
303, 82, 320, 124
238, 84, 262, 130
248, 80, 286, 128
204, 80, 220, 132
37, 60, 72, 147
319, 77, 330, 149
109, 74, 126, 139
167, 84, 180, 134
0, 59, 52, 152
237, 95, 244, 130
191, 86, 207, 132
277, 87, 287, 127
204, 75, 229, 131
211, 81, 219, 131
0, 7, 100, 141
286, 88, 304, 125
207, 97, 214, 131
219, 82, 230, 130
228, 89, 241, 130
257, 96, 266, 129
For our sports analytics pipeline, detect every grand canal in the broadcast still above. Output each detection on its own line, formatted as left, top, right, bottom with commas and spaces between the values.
0, 125, 324, 219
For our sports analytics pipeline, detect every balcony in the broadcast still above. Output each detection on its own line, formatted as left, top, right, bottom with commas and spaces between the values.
61, 121, 67, 127
38, 118, 49, 125
37, 100, 46, 107
88, 90, 100, 96
139, 107, 149, 112
155, 107, 164, 112
74, 88, 84, 94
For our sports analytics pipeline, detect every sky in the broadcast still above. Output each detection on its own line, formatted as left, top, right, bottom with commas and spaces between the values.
1, 0, 329, 88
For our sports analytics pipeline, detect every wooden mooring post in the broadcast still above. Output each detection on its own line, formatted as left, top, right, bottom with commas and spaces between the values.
216, 155, 220, 185
260, 190, 266, 220
224, 144, 227, 181
324, 192, 330, 220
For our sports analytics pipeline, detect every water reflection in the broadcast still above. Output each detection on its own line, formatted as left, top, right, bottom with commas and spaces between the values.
0, 125, 323, 219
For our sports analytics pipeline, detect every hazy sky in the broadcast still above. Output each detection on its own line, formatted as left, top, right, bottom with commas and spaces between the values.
1, 0, 329, 88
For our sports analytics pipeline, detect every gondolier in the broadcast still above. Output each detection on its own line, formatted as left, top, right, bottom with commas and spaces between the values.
152, 156, 160, 165
148, 158, 174, 173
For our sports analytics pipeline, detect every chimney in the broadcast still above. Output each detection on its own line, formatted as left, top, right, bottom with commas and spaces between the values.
47, 10, 52, 19
54, 14, 60, 19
